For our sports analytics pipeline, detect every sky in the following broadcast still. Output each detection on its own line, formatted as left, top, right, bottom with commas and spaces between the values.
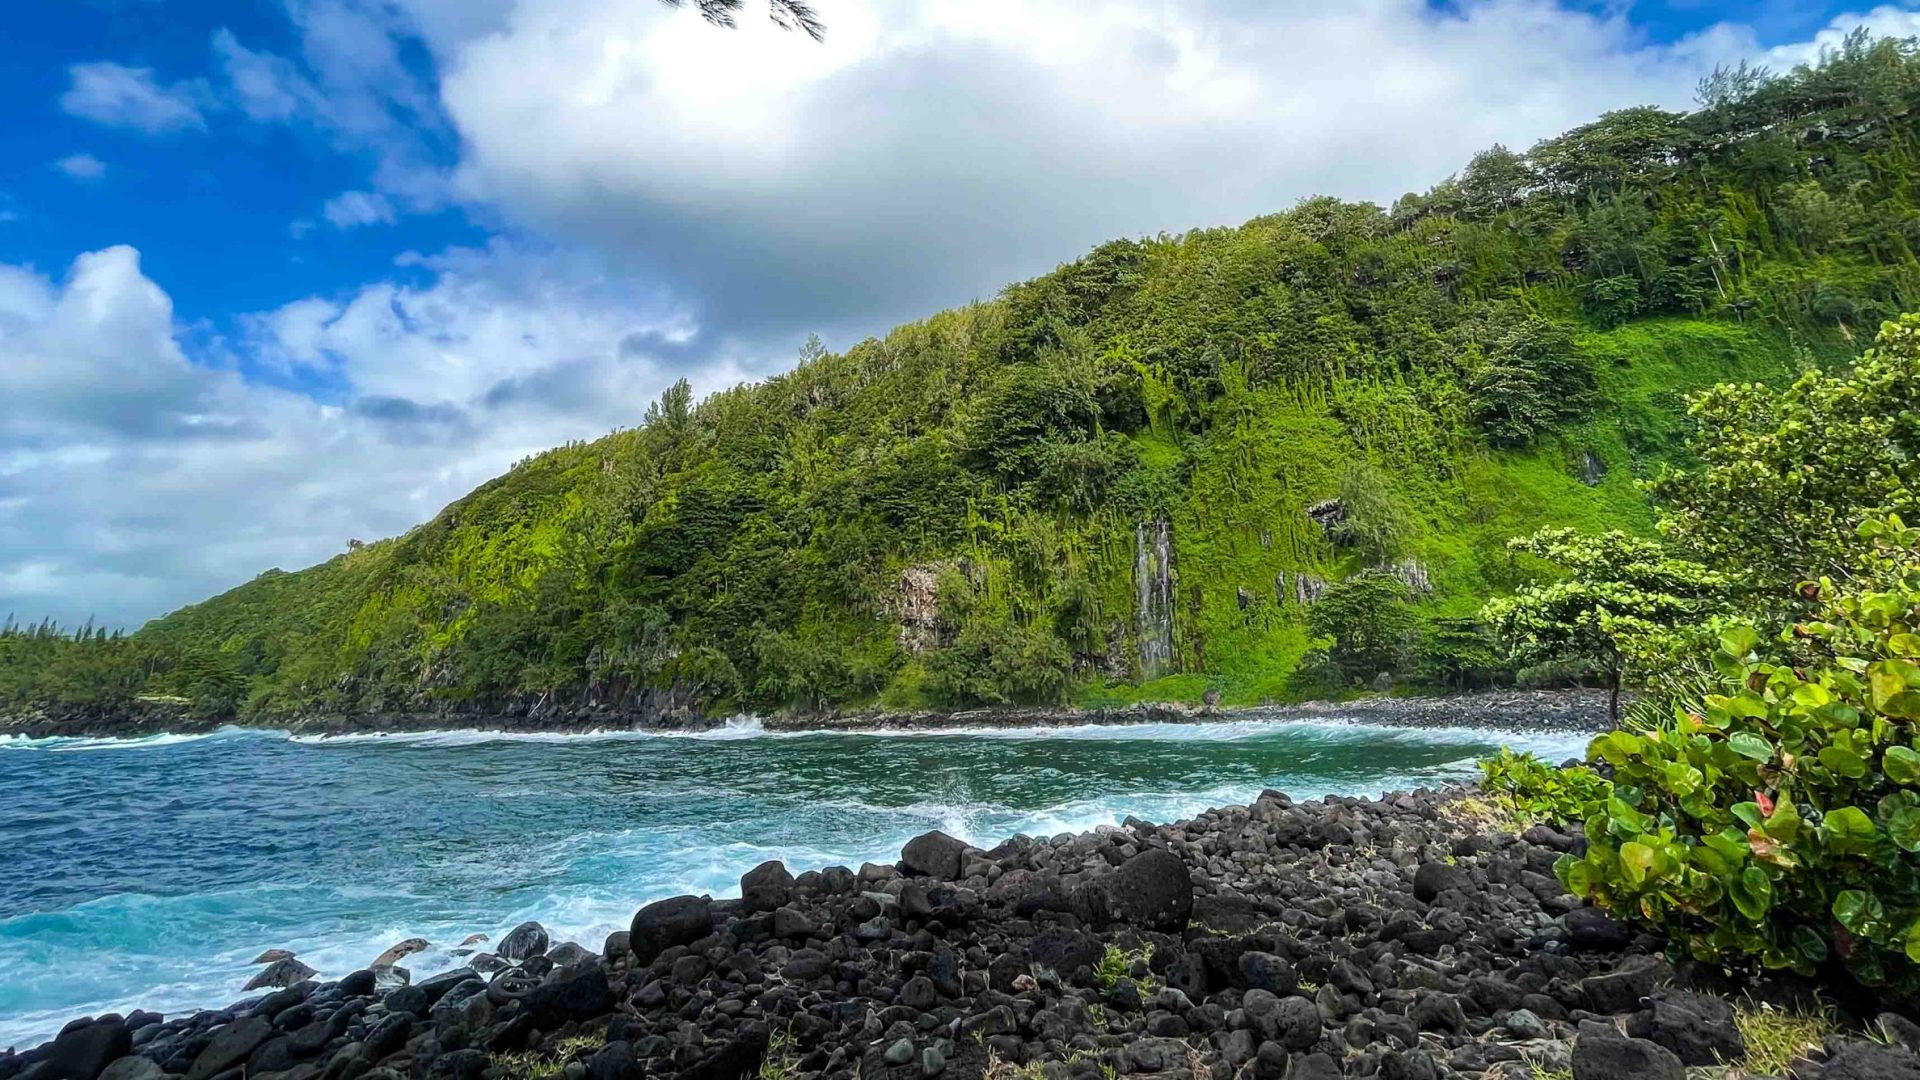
3, 0, 1919, 630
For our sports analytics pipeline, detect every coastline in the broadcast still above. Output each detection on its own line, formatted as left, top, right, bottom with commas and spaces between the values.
0, 687, 1614, 743
6, 779, 1897, 1080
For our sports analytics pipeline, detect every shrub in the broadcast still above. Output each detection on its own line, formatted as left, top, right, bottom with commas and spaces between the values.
1556, 516, 1920, 985
1480, 749, 1612, 825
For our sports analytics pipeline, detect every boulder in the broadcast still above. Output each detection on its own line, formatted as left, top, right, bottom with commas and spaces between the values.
368, 938, 429, 969
1571, 1031, 1683, 1080
187, 1018, 274, 1080
740, 860, 794, 913
1412, 861, 1470, 903
94, 1058, 160, 1080
36, 1018, 131, 1080
900, 831, 970, 880
523, 963, 611, 1027
546, 942, 594, 967
1815, 1038, 1920, 1080
1092, 848, 1193, 930
1564, 906, 1632, 950
1580, 955, 1669, 1014
496, 922, 549, 963
1630, 989, 1743, 1066
245, 957, 318, 991
251, 949, 297, 965
629, 895, 712, 965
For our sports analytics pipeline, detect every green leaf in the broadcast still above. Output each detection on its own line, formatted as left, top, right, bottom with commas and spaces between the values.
1835, 889, 1885, 934
1619, 841, 1657, 886
1732, 801, 1766, 830
1765, 795, 1802, 842
1819, 745, 1869, 778
1887, 633, 1920, 658
1890, 807, 1920, 853
1821, 806, 1879, 854
1730, 733, 1774, 761
1730, 867, 1773, 921
1719, 626, 1760, 657
1887, 745, 1920, 786
1907, 919, 1920, 965
1792, 924, 1830, 964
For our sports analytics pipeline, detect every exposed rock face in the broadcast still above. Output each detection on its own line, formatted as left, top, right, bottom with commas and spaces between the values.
1306, 498, 1347, 535
1385, 556, 1433, 595
1291, 571, 1328, 606
1134, 520, 1175, 678
16, 781, 1895, 1080
896, 564, 943, 654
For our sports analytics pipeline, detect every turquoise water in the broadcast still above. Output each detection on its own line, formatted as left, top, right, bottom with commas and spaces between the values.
0, 715, 1589, 1047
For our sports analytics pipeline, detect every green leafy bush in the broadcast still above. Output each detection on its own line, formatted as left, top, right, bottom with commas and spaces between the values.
1556, 517, 1920, 985
1479, 749, 1612, 825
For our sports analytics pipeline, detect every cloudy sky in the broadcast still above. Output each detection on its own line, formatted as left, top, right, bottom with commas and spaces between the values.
4, 0, 1919, 629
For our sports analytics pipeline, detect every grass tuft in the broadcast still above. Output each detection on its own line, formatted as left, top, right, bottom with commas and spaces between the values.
1735, 1000, 1834, 1076
491, 1034, 607, 1080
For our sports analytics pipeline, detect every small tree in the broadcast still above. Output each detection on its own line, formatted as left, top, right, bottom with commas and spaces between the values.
1482, 529, 1727, 719
1309, 572, 1417, 685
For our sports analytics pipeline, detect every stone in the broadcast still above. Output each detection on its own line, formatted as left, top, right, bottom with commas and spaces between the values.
629, 895, 711, 965
523, 963, 611, 1025
900, 976, 938, 1011
585, 1042, 641, 1080
920, 1046, 944, 1077
1816, 1038, 1920, 1080
1286, 1053, 1342, 1080
1412, 861, 1470, 903
545, 942, 593, 967
1563, 907, 1632, 950
37, 1018, 131, 1080
600, 931, 629, 959
1633, 989, 1743, 1066
1091, 848, 1193, 930
246, 958, 319, 992
771, 906, 814, 939
95, 1058, 161, 1080
1272, 996, 1322, 1052
252, 949, 297, 965
368, 938, 429, 969
1239, 951, 1297, 994
1570, 1031, 1683, 1080
188, 1018, 274, 1080
884, 1039, 915, 1066
1504, 1009, 1548, 1040
1411, 991, 1466, 1034
496, 923, 549, 963
1579, 956, 1668, 1014
900, 831, 970, 880
336, 970, 377, 996
740, 860, 794, 913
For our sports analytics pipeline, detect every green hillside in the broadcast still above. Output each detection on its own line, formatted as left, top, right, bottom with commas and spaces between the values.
11, 32, 1920, 720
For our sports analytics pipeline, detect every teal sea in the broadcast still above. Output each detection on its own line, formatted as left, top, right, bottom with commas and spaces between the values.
0, 715, 1589, 1047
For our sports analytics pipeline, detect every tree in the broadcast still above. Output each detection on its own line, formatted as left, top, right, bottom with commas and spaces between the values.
660, 0, 824, 40
1482, 529, 1727, 719
1309, 572, 1417, 685
1652, 314, 1920, 595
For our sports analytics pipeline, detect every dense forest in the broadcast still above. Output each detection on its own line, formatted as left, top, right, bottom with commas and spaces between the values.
9, 32, 1920, 722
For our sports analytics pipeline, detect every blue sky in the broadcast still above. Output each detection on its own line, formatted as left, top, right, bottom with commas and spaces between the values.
2, 0, 1918, 629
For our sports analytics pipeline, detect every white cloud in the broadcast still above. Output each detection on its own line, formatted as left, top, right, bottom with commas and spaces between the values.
0, 245, 717, 628
322, 190, 397, 228
54, 154, 107, 180
60, 62, 208, 134
414, 0, 1761, 333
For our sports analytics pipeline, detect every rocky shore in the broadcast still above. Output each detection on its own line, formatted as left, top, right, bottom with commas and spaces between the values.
1, 689, 1613, 741
6, 781, 1909, 1080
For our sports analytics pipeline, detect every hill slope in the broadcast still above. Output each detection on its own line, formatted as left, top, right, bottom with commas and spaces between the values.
18, 33, 1920, 722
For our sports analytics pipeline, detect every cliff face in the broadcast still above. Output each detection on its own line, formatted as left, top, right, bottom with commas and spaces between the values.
121, 44, 1920, 719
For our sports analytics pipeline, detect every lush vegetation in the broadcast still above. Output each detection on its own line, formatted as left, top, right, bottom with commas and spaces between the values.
1479, 310, 1920, 989
10, 32, 1920, 722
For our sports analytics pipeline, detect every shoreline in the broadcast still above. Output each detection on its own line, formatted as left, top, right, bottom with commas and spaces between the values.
6, 779, 1900, 1080
0, 687, 1614, 743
